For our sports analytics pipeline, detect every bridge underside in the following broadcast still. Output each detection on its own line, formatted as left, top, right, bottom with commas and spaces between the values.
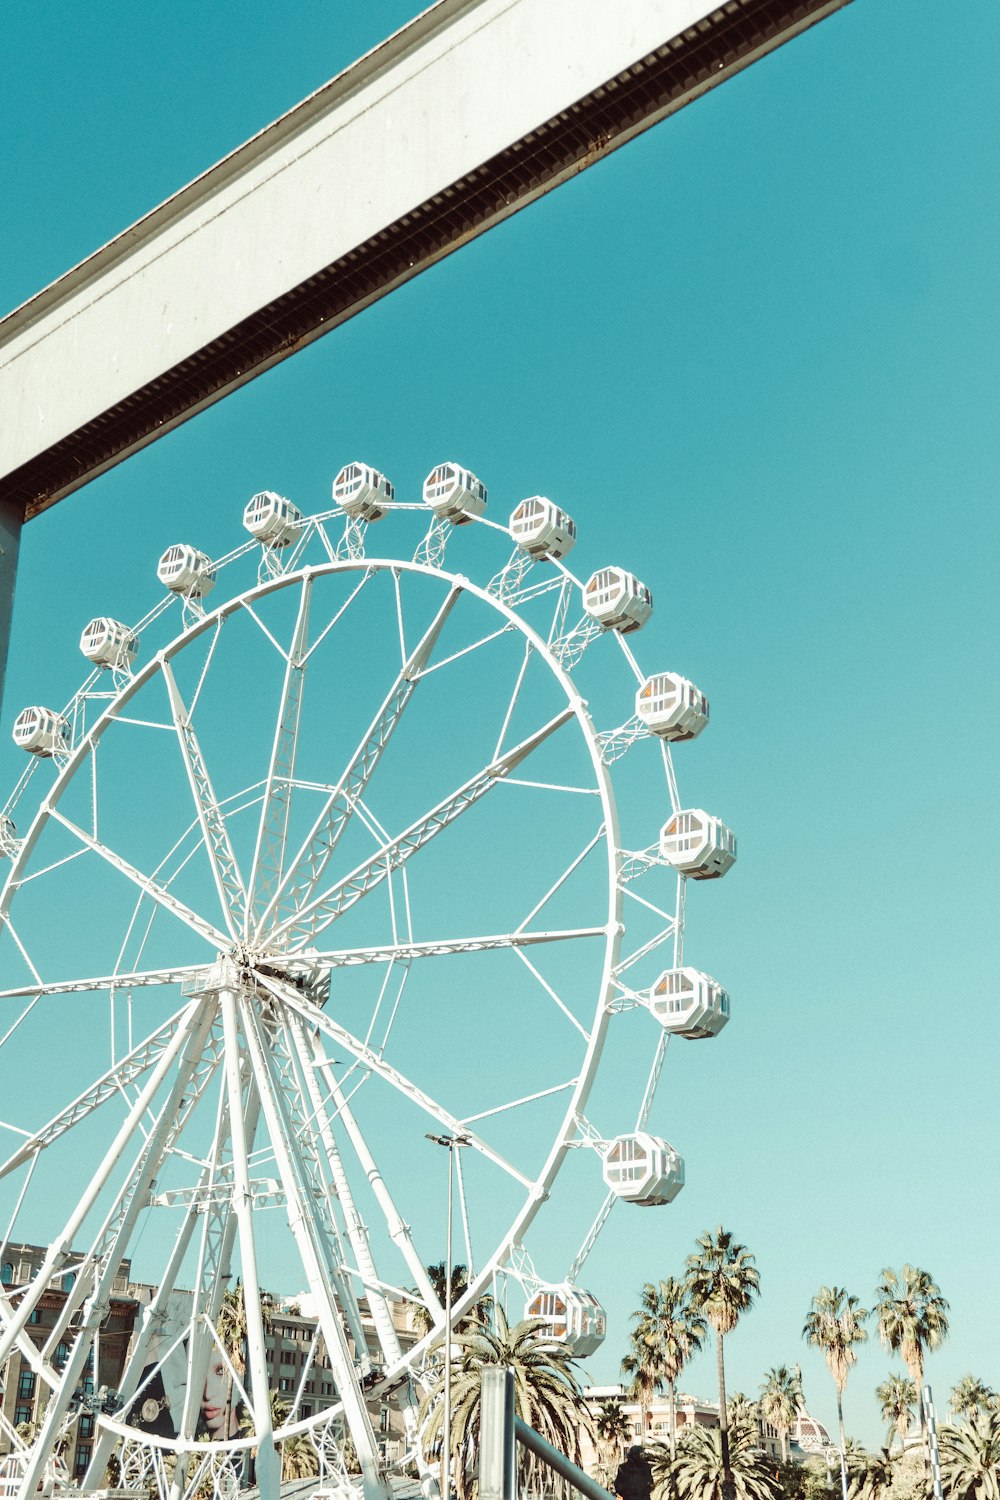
1, 0, 849, 520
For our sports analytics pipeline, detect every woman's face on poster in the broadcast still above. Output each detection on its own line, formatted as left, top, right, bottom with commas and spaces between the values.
201, 1357, 235, 1437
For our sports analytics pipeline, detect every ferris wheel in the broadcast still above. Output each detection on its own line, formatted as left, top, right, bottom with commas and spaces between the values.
0, 463, 735, 1500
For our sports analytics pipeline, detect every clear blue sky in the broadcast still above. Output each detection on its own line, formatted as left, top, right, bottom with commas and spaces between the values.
2, 0, 998, 1452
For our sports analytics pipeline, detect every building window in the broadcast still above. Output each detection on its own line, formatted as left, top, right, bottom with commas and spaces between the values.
62, 1272, 76, 1294
18, 1371, 36, 1400
55, 1342, 69, 1369
278, 1378, 294, 1393
15, 1406, 32, 1427
28, 1309, 41, 1325
74, 1445, 91, 1476
301, 1405, 312, 1419
79, 1415, 94, 1438
380, 1407, 390, 1433
1, 1263, 12, 1285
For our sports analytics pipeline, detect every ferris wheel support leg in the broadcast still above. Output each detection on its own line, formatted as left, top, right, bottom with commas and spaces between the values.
288, 1015, 403, 1367
314, 1043, 441, 1315
172, 1081, 256, 1460
238, 999, 391, 1500
214, 987, 279, 1500
0, 1000, 203, 1371
15, 1005, 217, 1500
264, 1017, 371, 1368
84, 1158, 211, 1486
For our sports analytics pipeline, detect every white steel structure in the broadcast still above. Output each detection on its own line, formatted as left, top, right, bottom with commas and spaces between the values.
0, 471, 732, 1500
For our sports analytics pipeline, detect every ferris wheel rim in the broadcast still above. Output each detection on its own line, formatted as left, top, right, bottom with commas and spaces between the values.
0, 550, 627, 1453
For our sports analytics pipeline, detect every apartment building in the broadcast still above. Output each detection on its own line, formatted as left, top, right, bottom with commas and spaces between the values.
0, 1244, 137, 1482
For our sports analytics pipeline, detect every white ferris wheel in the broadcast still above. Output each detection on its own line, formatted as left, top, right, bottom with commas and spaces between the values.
0, 463, 735, 1500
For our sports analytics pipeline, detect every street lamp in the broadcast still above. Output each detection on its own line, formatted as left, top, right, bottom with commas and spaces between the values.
426, 1132, 470, 1500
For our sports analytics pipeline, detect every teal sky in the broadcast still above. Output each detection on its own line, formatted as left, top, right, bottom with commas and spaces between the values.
2, 0, 998, 1452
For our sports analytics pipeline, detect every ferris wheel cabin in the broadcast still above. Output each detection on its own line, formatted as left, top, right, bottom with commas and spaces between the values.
509, 497, 577, 559
12, 707, 68, 757
583, 569, 653, 633
602, 1133, 684, 1206
156, 545, 216, 598
649, 967, 730, 1039
333, 462, 394, 521
636, 673, 709, 741
79, 618, 138, 671
659, 809, 736, 880
524, 1285, 606, 1357
423, 463, 487, 523
242, 491, 303, 547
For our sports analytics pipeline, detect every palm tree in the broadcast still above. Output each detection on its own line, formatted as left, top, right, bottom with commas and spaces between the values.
952, 1378, 996, 1425
685, 1227, 760, 1499
726, 1395, 760, 1427
655, 1418, 778, 1500
414, 1263, 491, 1335
938, 1409, 1000, 1500
623, 1279, 707, 1458
219, 1281, 274, 1481
802, 1285, 868, 1500
874, 1265, 949, 1458
846, 1446, 897, 1500
875, 1374, 917, 1451
419, 1306, 588, 1500
621, 1353, 660, 1445
759, 1366, 804, 1464
595, 1399, 633, 1472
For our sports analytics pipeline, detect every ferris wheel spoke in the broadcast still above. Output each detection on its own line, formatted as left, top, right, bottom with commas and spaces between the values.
246, 574, 312, 930
0, 1004, 192, 1180
0, 961, 207, 1002
47, 808, 229, 951
302, 925, 606, 968
256, 583, 462, 940
256, 973, 534, 1190
161, 660, 248, 937
274, 704, 575, 951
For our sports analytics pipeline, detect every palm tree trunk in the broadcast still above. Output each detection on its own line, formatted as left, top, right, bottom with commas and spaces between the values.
715, 1329, 732, 1498
836, 1389, 848, 1500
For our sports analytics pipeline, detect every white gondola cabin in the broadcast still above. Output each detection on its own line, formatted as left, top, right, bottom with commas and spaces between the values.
583, 569, 652, 634
659, 809, 736, 880
524, 1284, 606, 1357
333, 462, 394, 521
79, 618, 138, 671
509, 497, 577, 560
157, 545, 216, 598
602, 1133, 684, 1207
423, 463, 487, 523
649, 967, 730, 1039
636, 673, 708, 742
12, 707, 68, 757
242, 491, 303, 547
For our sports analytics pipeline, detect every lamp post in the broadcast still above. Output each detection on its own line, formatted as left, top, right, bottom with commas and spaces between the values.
426, 1132, 469, 1500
